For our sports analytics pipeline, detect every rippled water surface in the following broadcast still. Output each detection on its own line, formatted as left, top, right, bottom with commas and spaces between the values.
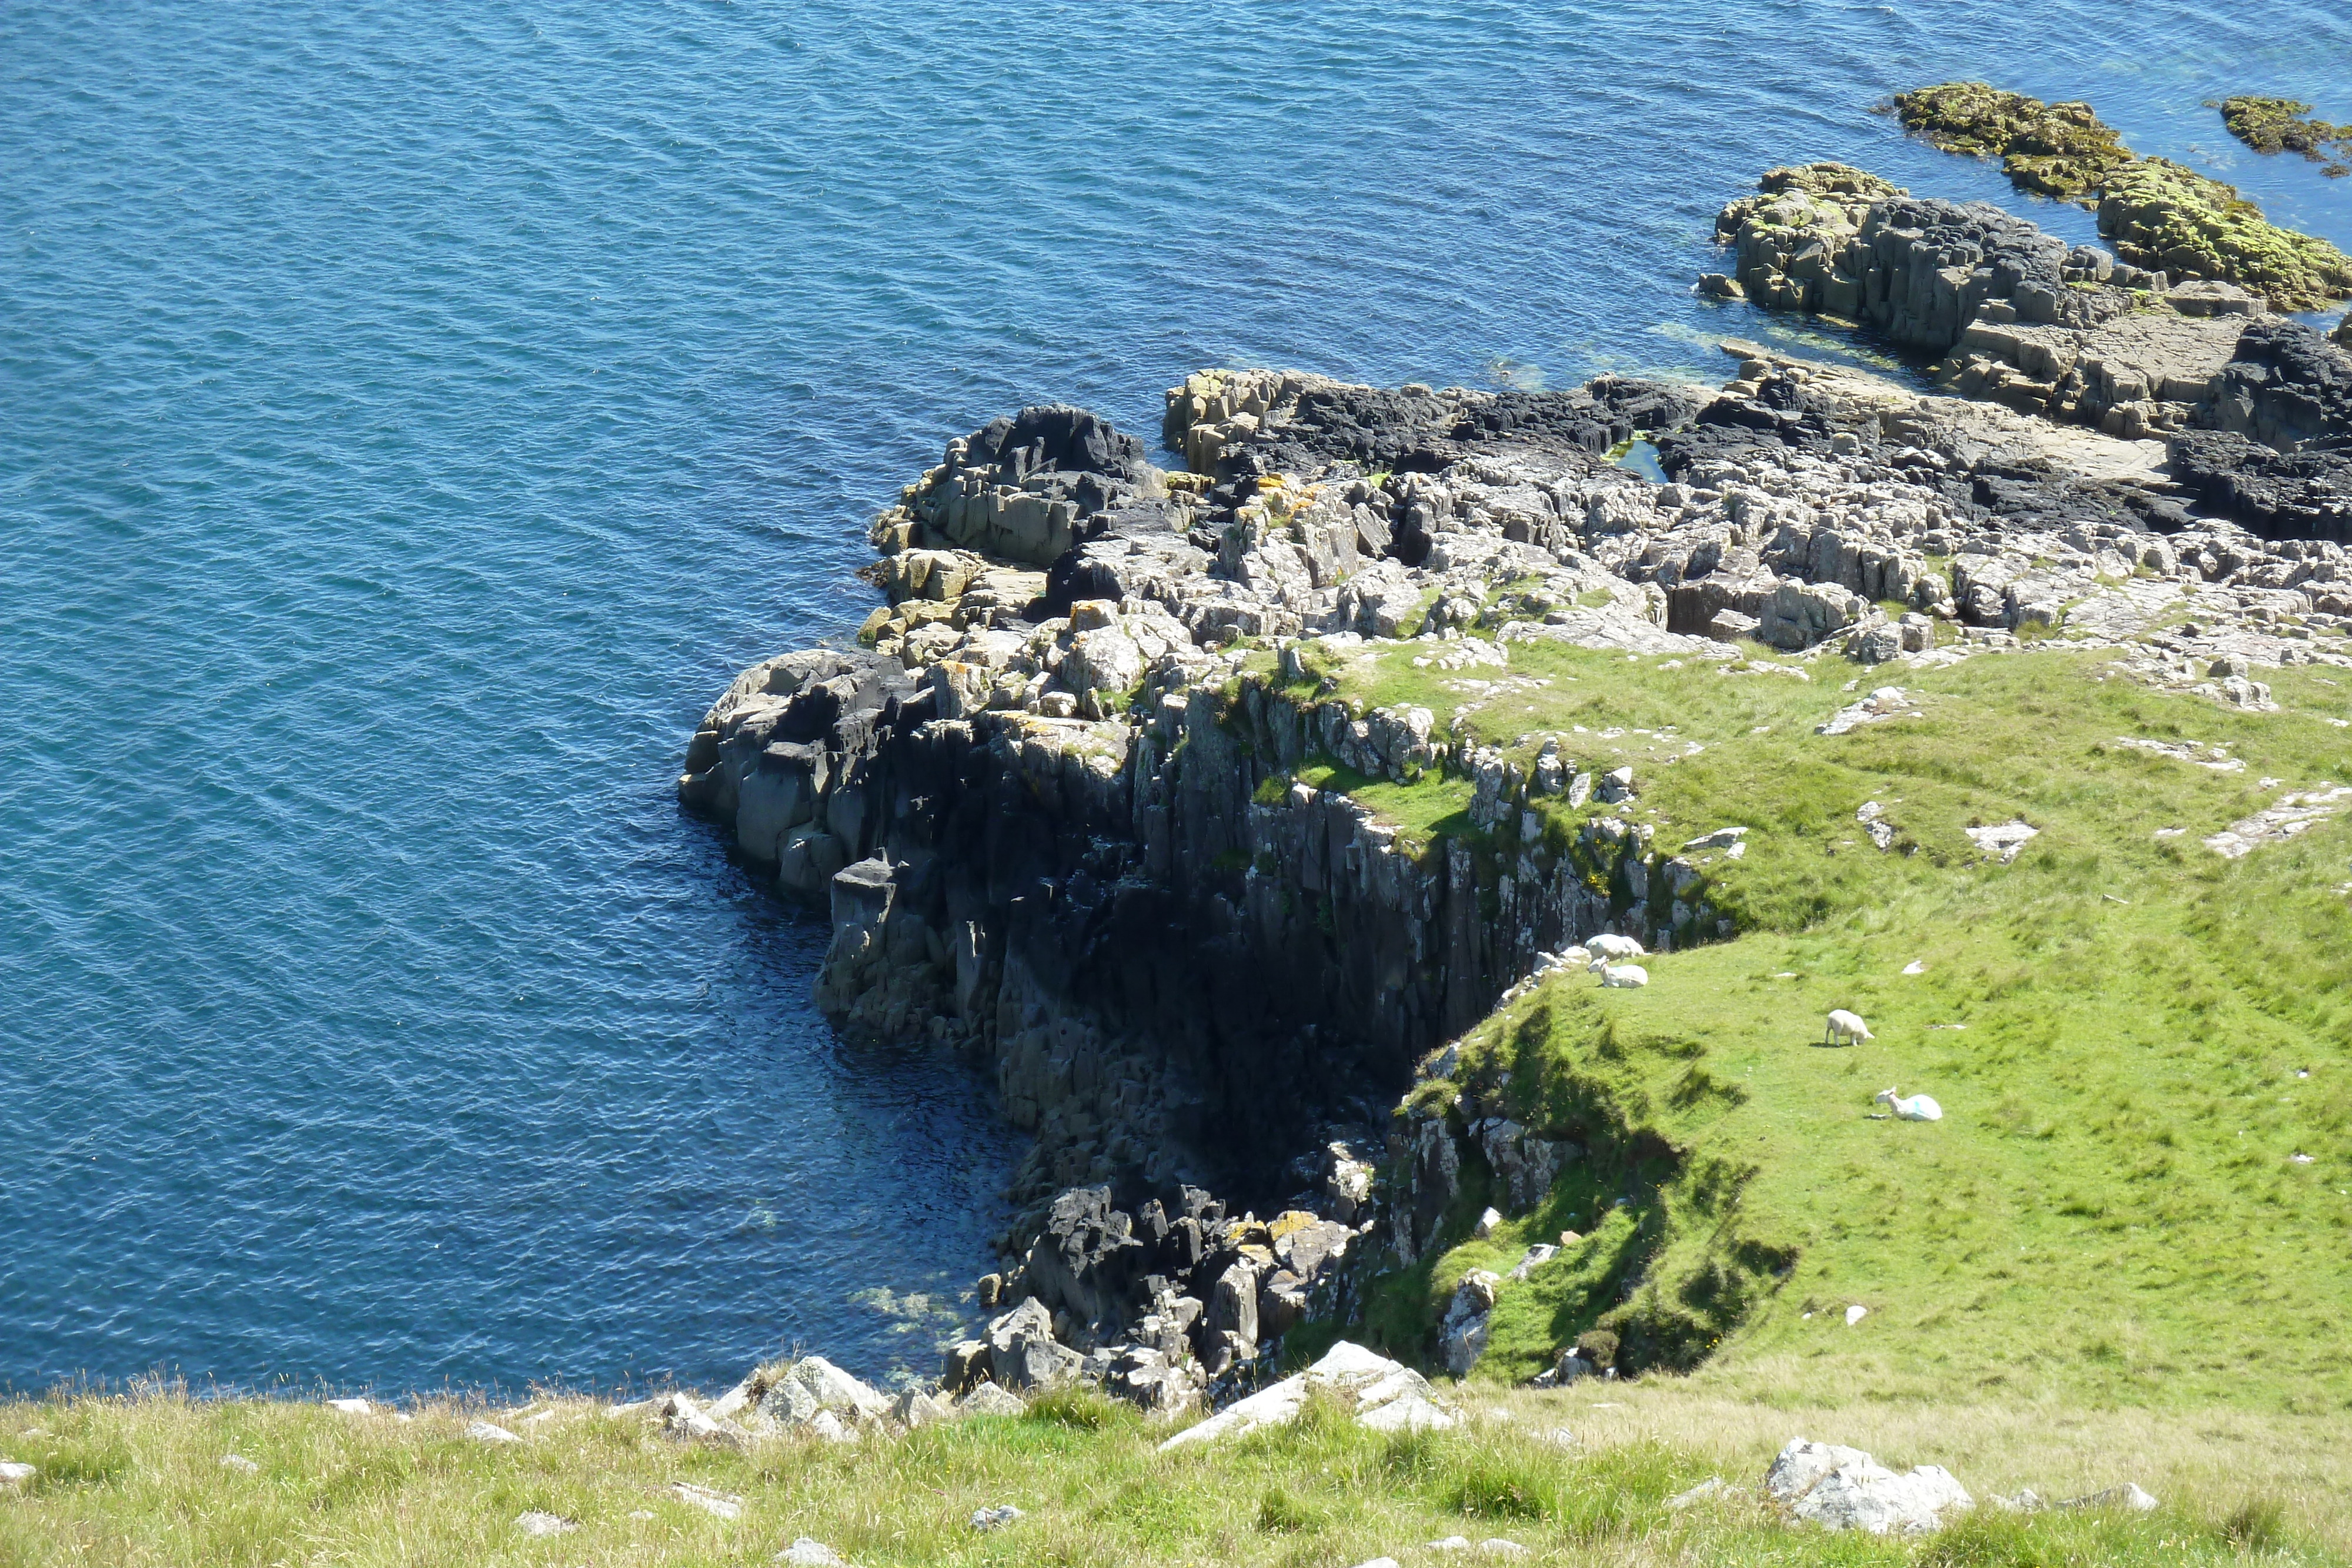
4, 0, 2347, 1395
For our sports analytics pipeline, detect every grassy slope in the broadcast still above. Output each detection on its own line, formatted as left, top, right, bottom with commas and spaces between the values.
4, 1386, 2347, 1565
1279, 633, 2352, 1412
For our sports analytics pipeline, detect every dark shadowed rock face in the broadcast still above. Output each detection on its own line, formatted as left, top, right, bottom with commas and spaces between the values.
2170, 431, 2352, 542
968, 404, 1157, 486
2207, 317, 2352, 452
1210, 376, 1707, 480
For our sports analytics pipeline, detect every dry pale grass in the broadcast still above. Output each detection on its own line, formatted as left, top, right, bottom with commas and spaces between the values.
4, 1382, 2346, 1567
1485, 1371, 2352, 1554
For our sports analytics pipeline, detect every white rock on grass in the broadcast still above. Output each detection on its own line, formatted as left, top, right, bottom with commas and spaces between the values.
1963, 821, 2040, 864
779, 1539, 850, 1566
1158, 1342, 1455, 1452
514, 1511, 576, 1537
1349, 1559, 1402, 1568
1427, 1537, 1472, 1551
1476, 1542, 1531, 1557
2063, 1482, 2159, 1512
970, 1504, 1024, 1530
957, 1383, 1028, 1417
467, 1420, 524, 1445
1766, 1437, 1973, 1534
1, 1460, 35, 1491
219, 1454, 261, 1473
671, 1480, 744, 1520
756, 1357, 891, 1433
326, 1398, 372, 1416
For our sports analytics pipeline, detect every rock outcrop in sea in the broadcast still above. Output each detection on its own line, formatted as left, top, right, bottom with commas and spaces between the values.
1883, 82, 2352, 311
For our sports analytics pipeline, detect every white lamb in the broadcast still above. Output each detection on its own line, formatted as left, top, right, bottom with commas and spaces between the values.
1600, 964, 1649, 988
1589, 934, 1647, 963
1823, 1009, 1873, 1047
1876, 1086, 1942, 1122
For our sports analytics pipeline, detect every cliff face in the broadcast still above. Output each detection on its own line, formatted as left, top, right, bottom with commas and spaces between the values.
679, 635, 1686, 1214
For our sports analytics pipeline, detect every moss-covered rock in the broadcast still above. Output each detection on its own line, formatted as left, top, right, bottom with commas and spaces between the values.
2098, 157, 2352, 312
1710, 164, 1905, 317
1888, 81, 2132, 204
2214, 95, 2351, 178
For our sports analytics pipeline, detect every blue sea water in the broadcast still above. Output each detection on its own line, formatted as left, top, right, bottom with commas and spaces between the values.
3, 0, 2347, 1399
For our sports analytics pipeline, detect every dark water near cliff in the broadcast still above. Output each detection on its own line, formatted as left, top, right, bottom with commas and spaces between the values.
3, 0, 2347, 1398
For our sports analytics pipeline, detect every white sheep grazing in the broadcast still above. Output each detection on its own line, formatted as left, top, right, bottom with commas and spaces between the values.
1600, 964, 1649, 989
1824, 1009, 1874, 1047
1876, 1087, 1942, 1122
1590, 934, 1647, 963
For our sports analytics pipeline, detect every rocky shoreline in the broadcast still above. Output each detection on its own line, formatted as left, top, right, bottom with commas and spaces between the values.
677, 116, 2352, 1414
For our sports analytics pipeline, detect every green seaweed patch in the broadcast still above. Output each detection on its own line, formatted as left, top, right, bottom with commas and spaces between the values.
2213, 95, 2352, 178
1886, 82, 2132, 205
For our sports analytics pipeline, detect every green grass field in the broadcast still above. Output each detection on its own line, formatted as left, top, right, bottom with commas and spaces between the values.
1274, 634, 2352, 1412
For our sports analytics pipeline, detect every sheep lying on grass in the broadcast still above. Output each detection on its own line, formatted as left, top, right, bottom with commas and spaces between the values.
1877, 1087, 1942, 1122
1824, 1009, 1874, 1047
1600, 964, 1649, 989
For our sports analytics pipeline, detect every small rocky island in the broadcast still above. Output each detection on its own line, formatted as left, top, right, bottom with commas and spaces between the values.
676, 83, 2352, 1422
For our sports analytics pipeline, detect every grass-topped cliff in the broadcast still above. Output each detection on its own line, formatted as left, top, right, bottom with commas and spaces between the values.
1259, 633, 2352, 1412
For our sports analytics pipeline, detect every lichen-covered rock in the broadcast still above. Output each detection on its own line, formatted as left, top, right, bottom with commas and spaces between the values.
2214, 95, 2351, 177
2097, 158, 2352, 312
957, 1382, 1028, 1417
1888, 82, 2132, 203
1713, 174, 2130, 356
1711, 164, 1903, 317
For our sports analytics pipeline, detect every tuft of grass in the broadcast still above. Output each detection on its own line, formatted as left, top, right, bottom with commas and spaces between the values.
1020, 1382, 1127, 1432
2216, 1496, 2290, 1552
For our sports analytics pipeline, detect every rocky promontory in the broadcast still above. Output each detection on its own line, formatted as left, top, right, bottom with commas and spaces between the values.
679, 137, 2352, 1410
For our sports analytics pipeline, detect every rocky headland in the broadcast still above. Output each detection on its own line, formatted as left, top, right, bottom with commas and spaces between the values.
672, 87, 2352, 1431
